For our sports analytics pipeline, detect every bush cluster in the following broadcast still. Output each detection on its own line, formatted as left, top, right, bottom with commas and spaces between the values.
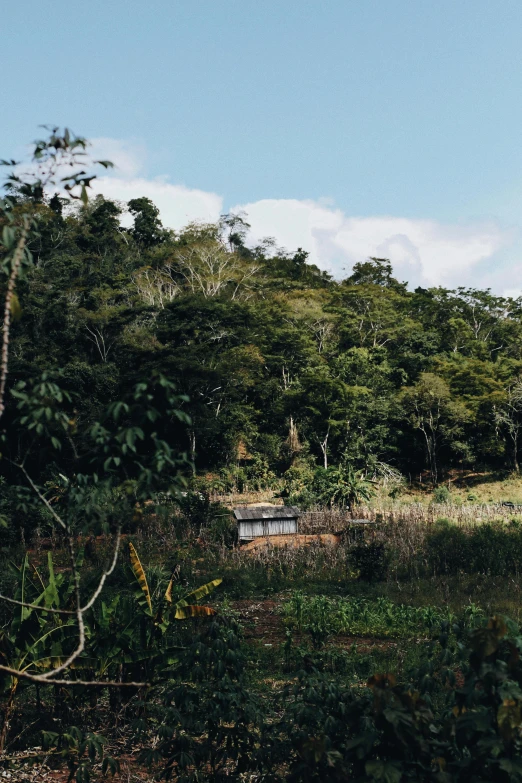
425, 518, 522, 576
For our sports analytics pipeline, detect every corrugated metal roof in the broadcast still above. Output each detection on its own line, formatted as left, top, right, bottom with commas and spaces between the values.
233, 505, 300, 521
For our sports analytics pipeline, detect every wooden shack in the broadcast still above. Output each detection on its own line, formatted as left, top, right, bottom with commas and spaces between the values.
234, 505, 300, 542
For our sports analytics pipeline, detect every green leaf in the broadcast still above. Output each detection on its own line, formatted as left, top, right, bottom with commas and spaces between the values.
365, 760, 403, 783
9, 293, 22, 321
2, 225, 15, 250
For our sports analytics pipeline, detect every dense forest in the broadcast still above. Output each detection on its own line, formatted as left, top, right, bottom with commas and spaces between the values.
5, 188, 522, 498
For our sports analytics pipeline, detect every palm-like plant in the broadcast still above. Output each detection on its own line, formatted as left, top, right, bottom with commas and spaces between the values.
128, 542, 222, 623
318, 465, 374, 510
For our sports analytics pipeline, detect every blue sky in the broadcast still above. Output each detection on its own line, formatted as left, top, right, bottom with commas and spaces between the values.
4, 0, 522, 291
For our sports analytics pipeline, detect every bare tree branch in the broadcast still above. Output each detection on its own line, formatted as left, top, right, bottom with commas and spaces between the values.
0, 665, 147, 688
17, 463, 67, 530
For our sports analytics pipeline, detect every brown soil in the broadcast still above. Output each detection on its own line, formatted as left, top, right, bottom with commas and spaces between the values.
240, 533, 340, 552
231, 598, 398, 654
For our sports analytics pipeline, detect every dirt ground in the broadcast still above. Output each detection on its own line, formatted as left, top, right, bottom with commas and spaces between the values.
239, 533, 341, 552
231, 598, 398, 654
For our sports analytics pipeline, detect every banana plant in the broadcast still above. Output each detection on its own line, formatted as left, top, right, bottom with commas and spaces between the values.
128, 542, 222, 625
0, 552, 81, 752
112, 543, 223, 683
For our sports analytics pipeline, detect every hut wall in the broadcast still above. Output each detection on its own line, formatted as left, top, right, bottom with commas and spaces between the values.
238, 518, 298, 540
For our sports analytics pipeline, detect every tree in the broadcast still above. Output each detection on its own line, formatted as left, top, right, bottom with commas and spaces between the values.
128, 197, 164, 248
346, 256, 407, 293
219, 211, 250, 252
293, 365, 351, 469
400, 373, 471, 484
494, 377, 522, 472
168, 233, 260, 300
332, 274, 415, 351
0, 129, 192, 698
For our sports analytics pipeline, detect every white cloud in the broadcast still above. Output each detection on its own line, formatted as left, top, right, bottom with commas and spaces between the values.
232, 198, 512, 288
92, 176, 223, 229
87, 137, 223, 228
89, 137, 147, 178
83, 137, 516, 290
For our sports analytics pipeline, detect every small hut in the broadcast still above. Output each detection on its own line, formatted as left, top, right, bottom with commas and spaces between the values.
234, 505, 300, 542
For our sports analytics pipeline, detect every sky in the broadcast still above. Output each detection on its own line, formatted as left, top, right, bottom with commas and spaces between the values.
4, 0, 522, 292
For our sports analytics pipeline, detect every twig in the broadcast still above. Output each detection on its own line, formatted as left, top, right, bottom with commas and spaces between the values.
18, 463, 67, 530
0, 664, 148, 688
0, 595, 72, 615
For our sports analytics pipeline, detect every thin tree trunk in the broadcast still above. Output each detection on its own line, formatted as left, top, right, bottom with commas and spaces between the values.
288, 416, 300, 453
0, 679, 18, 753
319, 428, 330, 470
188, 430, 196, 475
0, 225, 28, 420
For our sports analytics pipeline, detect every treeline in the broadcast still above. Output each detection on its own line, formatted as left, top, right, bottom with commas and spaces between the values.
5, 193, 522, 488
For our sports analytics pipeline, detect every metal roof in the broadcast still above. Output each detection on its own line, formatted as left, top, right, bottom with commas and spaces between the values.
349, 519, 377, 524
233, 505, 300, 521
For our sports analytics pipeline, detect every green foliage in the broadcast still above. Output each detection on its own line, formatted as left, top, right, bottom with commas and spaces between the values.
426, 518, 522, 576
141, 616, 264, 781
42, 727, 119, 783
5, 142, 522, 485
176, 490, 228, 529
287, 464, 374, 509
282, 592, 452, 643
8, 127, 522, 781
262, 614, 522, 782
350, 541, 391, 582
433, 485, 451, 503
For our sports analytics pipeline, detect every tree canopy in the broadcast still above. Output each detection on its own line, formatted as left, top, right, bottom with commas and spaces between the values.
3, 190, 522, 488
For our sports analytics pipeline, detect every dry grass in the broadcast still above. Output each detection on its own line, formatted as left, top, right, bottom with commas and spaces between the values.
210, 472, 522, 510
209, 497, 522, 586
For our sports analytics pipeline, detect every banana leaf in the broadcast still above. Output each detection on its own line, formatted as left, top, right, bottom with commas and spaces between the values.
174, 605, 217, 620
173, 578, 222, 611
128, 542, 152, 615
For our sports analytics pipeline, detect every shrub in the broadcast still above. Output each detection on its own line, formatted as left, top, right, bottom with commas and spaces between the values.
349, 541, 390, 582
283, 464, 374, 510
266, 614, 522, 783
425, 518, 470, 574
176, 491, 231, 534
204, 514, 237, 548
425, 519, 522, 576
432, 485, 451, 503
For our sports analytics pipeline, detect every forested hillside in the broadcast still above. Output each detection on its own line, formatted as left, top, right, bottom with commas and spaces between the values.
4, 133, 522, 783
6, 192, 522, 492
